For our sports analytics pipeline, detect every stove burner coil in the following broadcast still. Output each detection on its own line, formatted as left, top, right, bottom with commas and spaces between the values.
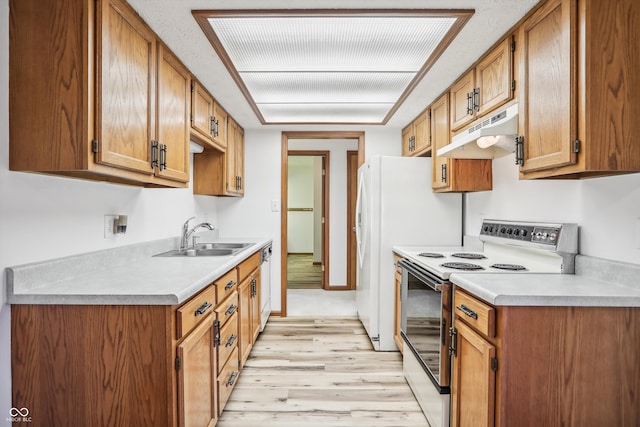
440, 262, 484, 271
490, 263, 527, 271
418, 252, 445, 258
451, 253, 487, 260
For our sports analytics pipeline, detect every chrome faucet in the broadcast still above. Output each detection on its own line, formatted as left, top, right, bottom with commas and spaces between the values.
180, 216, 215, 250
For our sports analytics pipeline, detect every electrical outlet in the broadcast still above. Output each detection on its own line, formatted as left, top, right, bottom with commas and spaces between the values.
104, 215, 117, 238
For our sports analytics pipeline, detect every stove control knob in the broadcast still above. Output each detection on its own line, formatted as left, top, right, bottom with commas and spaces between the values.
506, 228, 513, 235
549, 231, 557, 241
514, 229, 520, 236
521, 229, 528, 237
500, 227, 506, 234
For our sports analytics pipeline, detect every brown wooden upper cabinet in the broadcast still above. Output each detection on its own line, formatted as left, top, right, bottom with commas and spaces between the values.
450, 36, 515, 132
402, 109, 431, 157
190, 80, 228, 152
431, 93, 493, 193
517, 0, 640, 179
9, 0, 189, 187
193, 117, 245, 197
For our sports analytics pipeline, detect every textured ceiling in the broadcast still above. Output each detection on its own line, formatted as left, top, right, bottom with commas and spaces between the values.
126, 0, 541, 130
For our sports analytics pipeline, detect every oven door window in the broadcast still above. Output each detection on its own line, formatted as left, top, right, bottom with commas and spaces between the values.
404, 270, 445, 385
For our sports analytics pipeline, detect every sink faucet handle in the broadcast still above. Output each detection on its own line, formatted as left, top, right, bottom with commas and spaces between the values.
192, 235, 200, 247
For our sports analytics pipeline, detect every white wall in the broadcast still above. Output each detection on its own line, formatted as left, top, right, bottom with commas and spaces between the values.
465, 155, 640, 264
287, 156, 315, 253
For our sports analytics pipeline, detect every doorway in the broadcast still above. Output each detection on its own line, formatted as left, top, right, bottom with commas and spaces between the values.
280, 131, 365, 317
286, 152, 329, 290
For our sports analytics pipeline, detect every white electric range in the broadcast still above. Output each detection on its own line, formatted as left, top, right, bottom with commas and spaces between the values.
395, 219, 579, 427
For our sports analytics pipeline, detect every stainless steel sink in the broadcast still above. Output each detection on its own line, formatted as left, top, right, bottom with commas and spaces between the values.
153, 242, 253, 257
195, 242, 253, 250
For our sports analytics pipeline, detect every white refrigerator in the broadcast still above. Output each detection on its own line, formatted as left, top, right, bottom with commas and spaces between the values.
355, 156, 462, 351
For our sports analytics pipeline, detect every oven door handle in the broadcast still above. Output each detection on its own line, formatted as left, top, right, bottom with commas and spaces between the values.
397, 258, 443, 292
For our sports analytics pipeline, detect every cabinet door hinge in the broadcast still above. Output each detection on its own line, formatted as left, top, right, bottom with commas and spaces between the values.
449, 326, 458, 357
515, 136, 525, 166
92, 139, 99, 153
429, 135, 432, 143
511, 80, 516, 91
510, 38, 516, 52
491, 357, 498, 371
321, 265, 325, 272
175, 356, 181, 371
190, 82, 195, 93
573, 139, 581, 153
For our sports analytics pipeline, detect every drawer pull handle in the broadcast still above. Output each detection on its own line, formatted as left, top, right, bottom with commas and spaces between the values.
194, 302, 212, 316
225, 334, 237, 348
226, 371, 238, 387
225, 304, 238, 316
225, 280, 236, 290
457, 304, 478, 319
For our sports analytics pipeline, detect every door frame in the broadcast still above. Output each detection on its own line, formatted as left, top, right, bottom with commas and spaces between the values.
288, 150, 330, 291
280, 131, 364, 317
346, 150, 359, 290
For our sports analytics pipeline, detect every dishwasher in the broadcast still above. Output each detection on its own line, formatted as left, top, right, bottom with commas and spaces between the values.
259, 243, 272, 331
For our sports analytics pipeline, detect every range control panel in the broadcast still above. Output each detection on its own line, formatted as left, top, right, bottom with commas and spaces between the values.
480, 221, 562, 246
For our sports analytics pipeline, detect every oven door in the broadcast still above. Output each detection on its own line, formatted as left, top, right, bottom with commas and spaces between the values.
399, 258, 450, 393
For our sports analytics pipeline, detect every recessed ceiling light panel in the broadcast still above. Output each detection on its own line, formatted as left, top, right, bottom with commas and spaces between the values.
208, 16, 457, 72
241, 72, 414, 103
194, 10, 473, 124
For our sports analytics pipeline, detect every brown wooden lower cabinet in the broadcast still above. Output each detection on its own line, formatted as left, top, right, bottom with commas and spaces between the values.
450, 288, 640, 427
11, 252, 263, 427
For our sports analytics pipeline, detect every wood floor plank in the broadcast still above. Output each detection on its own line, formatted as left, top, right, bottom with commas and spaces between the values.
218, 317, 429, 427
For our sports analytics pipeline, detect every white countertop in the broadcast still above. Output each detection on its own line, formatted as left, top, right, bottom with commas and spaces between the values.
449, 273, 640, 307
6, 237, 272, 306
394, 245, 640, 307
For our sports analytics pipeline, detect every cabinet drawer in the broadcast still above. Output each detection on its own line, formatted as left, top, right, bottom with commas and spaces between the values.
176, 285, 217, 339
237, 252, 260, 282
214, 269, 238, 304
215, 291, 239, 327
218, 347, 239, 416
453, 289, 496, 338
217, 312, 238, 373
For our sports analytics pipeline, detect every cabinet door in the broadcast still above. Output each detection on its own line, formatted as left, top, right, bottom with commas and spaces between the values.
476, 37, 513, 116
518, 0, 577, 173
96, 0, 156, 175
394, 265, 403, 352
451, 319, 496, 427
450, 70, 475, 132
238, 274, 252, 368
191, 81, 215, 146
431, 93, 451, 190
235, 125, 245, 195
250, 270, 261, 343
226, 118, 238, 194
212, 102, 228, 150
156, 44, 190, 182
413, 110, 431, 155
401, 124, 414, 156
177, 314, 217, 427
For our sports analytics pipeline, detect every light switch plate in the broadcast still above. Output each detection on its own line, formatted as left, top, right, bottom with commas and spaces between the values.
104, 215, 117, 238
271, 200, 280, 212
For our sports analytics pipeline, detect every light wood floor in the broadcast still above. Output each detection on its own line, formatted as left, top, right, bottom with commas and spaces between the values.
287, 254, 323, 289
218, 317, 429, 427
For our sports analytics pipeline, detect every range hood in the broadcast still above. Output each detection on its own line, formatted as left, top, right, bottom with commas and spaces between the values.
437, 104, 518, 159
